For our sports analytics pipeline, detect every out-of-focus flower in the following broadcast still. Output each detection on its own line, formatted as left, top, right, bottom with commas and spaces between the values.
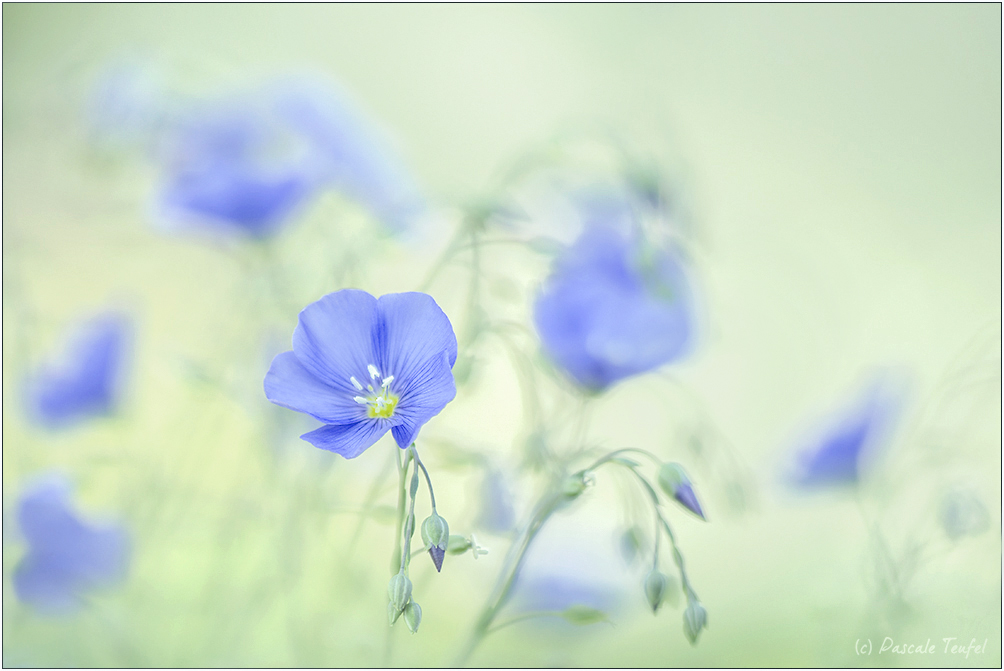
264, 289, 457, 458
789, 377, 905, 488
476, 466, 516, 534
533, 224, 695, 390
13, 475, 130, 614
939, 489, 990, 540
24, 313, 131, 429
153, 77, 425, 238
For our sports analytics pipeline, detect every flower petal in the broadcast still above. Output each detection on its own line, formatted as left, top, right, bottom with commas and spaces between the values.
375, 293, 457, 389
300, 420, 390, 458
264, 351, 367, 424
292, 289, 380, 390
389, 352, 456, 448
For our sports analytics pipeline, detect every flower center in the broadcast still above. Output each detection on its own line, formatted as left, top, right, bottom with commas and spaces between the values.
350, 364, 399, 419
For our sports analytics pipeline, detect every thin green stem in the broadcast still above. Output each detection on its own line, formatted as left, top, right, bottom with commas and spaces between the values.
392, 448, 412, 575
455, 488, 565, 666
401, 446, 420, 573
411, 443, 437, 513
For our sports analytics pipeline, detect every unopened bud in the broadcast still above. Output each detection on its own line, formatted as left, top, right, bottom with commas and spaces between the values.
683, 600, 708, 645
403, 601, 422, 633
658, 463, 706, 520
644, 570, 668, 613
421, 513, 450, 572
387, 571, 412, 622
561, 471, 589, 500
447, 534, 471, 555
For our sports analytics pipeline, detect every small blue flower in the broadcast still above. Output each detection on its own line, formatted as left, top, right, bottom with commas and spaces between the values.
534, 224, 695, 390
24, 313, 131, 429
154, 77, 424, 238
790, 378, 904, 487
13, 475, 130, 614
264, 289, 457, 457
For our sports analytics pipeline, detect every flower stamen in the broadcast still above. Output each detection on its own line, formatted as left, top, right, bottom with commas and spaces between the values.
350, 364, 399, 418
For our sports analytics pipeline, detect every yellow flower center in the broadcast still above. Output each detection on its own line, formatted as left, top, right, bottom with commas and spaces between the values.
350, 364, 398, 419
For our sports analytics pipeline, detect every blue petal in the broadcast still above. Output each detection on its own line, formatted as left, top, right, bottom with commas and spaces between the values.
264, 351, 367, 424
15, 476, 130, 613
301, 420, 391, 459
292, 289, 380, 391
272, 79, 427, 231
389, 351, 456, 448
26, 313, 130, 429
375, 292, 458, 389
534, 225, 693, 389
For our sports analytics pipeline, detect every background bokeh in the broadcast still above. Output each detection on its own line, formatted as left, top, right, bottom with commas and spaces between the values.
3, 4, 1000, 668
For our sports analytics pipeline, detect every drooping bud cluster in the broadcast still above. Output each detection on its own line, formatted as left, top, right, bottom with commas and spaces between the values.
421, 513, 450, 572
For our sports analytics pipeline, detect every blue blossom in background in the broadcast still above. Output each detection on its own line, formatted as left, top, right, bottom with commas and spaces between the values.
264, 289, 457, 457
24, 313, 131, 429
789, 377, 905, 488
13, 475, 130, 614
153, 76, 425, 238
533, 224, 695, 390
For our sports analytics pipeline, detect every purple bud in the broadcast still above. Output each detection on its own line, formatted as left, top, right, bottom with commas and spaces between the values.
673, 483, 705, 520
428, 545, 445, 572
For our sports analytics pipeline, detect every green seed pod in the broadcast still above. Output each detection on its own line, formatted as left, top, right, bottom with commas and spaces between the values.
683, 600, 708, 645
644, 570, 668, 613
403, 601, 422, 634
387, 571, 412, 620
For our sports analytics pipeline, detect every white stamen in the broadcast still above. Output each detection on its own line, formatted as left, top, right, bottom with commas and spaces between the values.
353, 396, 368, 404
367, 364, 381, 380
381, 375, 395, 388
350, 376, 364, 391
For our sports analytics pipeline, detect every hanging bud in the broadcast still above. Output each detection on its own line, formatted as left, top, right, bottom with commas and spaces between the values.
683, 600, 708, 644
387, 571, 412, 624
447, 534, 472, 555
421, 513, 450, 572
561, 471, 589, 500
658, 463, 706, 520
644, 570, 668, 613
403, 601, 422, 633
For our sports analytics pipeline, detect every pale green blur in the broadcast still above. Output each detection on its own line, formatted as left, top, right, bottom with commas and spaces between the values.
3, 4, 1000, 668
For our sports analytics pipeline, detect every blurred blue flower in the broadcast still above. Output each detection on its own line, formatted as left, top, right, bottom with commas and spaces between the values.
24, 313, 131, 429
154, 77, 424, 238
533, 224, 695, 390
264, 289, 457, 458
790, 378, 904, 488
13, 475, 130, 614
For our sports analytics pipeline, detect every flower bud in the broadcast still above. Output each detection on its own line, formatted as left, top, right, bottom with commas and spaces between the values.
683, 600, 708, 645
403, 601, 422, 634
447, 534, 471, 555
658, 463, 706, 520
644, 570, 668, 613
561, 471, 589, 500
421, 513, 450, 572
387, 571, 412, 623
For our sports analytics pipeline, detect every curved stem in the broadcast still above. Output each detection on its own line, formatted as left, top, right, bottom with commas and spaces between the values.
411, 443, 437, 513
455, 488, 564, 666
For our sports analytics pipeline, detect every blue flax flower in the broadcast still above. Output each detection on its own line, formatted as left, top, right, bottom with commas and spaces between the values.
24, 313, 131, 429
155, 77, 424, 238
14, 475, 130, 614
264, 289, 457, 457
534, 224, 695, 390
790, 378, 904, 487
